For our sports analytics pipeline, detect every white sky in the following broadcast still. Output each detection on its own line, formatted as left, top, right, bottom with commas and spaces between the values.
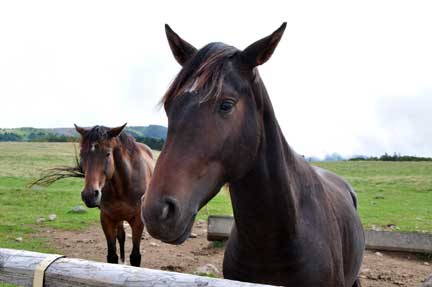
0, 1, 431, 157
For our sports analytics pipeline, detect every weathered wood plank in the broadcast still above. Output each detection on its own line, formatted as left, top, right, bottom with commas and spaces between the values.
365, 230, 432, 253
208, 215, 234, 241
0, 248, 276, 287
0, 248, 52, 286
422, 274, 432, 287
207, 215, 432, 254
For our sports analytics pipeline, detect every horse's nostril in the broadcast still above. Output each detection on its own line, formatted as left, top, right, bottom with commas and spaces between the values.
160, 197, 178, 221
161, 204, 169, 219
94, 190, 100, 198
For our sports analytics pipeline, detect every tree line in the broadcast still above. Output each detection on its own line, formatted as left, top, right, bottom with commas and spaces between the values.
0, 132, 165, 151
349, 152, 432, 162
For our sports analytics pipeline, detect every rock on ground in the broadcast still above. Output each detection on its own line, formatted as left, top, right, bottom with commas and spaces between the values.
195, 263, 220, 275
69, 205, 87, 213
36, 217, 45, 224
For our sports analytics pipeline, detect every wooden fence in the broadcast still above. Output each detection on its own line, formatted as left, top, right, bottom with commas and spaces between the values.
0, 248, 275, 287
208, 215, 432, 253
2, 216, 431, 287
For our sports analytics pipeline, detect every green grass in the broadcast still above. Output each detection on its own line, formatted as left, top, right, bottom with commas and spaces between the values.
0, 143, 99, 252
197, 186, 232, 220
0, 142, 80, 177
313, 161, 432, 232
0, 142, 431, 258
196, 160, 432, 233
0, 177, 99, 252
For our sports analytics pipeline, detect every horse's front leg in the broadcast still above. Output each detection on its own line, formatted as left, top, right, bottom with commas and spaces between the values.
117, 221, 126, 264
101, 212, 118, 264
129, 215, 144, 267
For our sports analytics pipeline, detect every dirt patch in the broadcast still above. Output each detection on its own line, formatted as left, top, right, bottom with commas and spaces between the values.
359, 251, 431, 287
41, 221, 431, 287
41, 220, 223, 275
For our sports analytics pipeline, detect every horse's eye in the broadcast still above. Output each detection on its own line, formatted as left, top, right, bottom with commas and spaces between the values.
219, 99, 236, 114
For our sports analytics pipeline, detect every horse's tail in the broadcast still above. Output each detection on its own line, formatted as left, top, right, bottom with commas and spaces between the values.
28, 144, 84, 187
352, 278, 362, 287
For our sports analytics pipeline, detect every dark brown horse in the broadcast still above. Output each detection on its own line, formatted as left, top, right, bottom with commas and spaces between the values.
75, 124, 154, 267
141, 23, 364, 286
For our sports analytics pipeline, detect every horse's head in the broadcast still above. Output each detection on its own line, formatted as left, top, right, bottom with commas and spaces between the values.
74, 124, 127, 207
141, 23, 286, 244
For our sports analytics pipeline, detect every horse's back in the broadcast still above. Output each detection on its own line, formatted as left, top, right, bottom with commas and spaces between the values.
136, 142, 154, 166
313, 166, 358, 208
136, 142, 154, 160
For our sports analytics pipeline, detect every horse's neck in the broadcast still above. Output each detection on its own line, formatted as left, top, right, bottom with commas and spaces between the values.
109, 145, 134, 196
229, 97, 311, 253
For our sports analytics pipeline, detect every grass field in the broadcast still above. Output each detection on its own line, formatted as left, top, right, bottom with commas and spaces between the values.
0, 143, 99, 253
0, 142, 431, 255
314, 161, 432, 232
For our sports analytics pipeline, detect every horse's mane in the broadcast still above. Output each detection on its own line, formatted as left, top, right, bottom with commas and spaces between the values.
162, 43, 239, 105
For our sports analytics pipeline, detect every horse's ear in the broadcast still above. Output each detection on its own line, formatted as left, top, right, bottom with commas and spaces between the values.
165, 24, 197, 66
240, 22, 287, 68
74, 124, 88, 136
108, 123, 127, 138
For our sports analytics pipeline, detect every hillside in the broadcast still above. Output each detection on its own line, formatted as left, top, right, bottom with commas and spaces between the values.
0, 125, 167, 141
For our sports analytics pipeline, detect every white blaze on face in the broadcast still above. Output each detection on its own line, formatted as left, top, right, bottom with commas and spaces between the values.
91, 143, 96, 152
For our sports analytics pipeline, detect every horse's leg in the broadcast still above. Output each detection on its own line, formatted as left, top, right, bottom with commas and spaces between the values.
352, 278, 362, 287
116, 221, 126, 264
129, 215, 144, 267
101, 213, 118, 264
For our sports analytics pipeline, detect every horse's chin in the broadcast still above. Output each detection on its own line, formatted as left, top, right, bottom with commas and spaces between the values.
162, 214, 196, 245
83, 201, 99, 208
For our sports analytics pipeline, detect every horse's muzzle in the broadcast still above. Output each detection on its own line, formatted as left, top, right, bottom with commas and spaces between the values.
81, 189, 101, 208
141, 196, 194, 244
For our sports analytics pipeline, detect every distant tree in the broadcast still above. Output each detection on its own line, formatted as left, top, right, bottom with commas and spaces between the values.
0, 132, 22, 142
349, 153, 432, 162
27, 132, 48, 141
348, 155, 369, 161
30, 134, 78, 142
135, 136, 165, 150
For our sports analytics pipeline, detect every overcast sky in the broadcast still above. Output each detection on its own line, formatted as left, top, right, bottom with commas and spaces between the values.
0, 1, 431, 158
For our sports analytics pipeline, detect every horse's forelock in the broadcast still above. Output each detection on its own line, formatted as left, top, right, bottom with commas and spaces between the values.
80, 126, 137, 155
162, 43, 239, 105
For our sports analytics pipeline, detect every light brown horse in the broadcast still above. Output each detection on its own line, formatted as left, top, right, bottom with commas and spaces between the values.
141, 24, 364, 286
75, 124, 154, 266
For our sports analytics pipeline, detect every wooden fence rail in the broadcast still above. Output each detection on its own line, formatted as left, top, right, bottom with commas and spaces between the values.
208, 216, 432, 254
0, 248, 275, 287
